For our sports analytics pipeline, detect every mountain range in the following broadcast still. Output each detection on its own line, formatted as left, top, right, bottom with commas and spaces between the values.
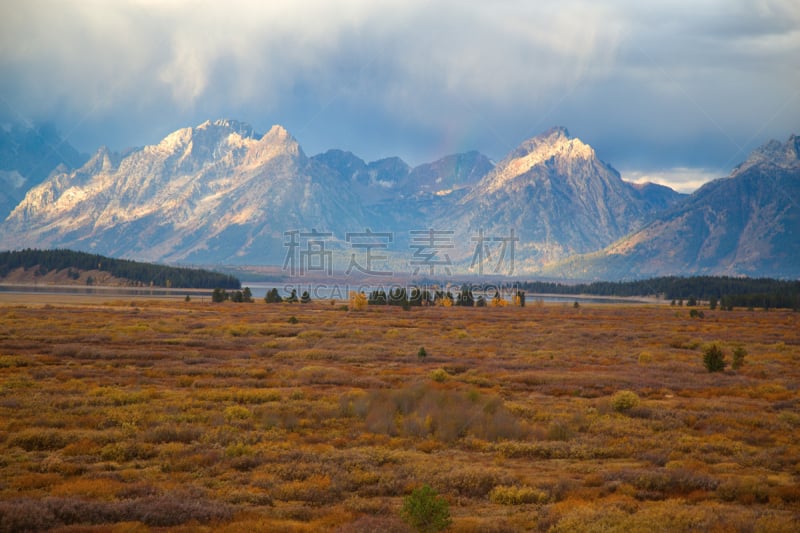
0, 119, 797, 279
547, 134, 800, 279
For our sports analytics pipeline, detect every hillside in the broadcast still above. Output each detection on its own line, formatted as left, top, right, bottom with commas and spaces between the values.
547, 134, 800, 279
0, 249, 240, 289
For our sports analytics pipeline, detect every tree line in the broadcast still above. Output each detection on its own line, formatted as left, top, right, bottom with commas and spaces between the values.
516, 276, 800, 310
258, 285, 526, 309
363, 286, 525, 308
0, 249, 241, 289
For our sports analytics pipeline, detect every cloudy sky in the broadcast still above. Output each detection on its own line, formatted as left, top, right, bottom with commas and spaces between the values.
1, 0, 798, 192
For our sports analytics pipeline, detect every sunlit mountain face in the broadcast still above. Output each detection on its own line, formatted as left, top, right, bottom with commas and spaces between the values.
0, 119, 797, 279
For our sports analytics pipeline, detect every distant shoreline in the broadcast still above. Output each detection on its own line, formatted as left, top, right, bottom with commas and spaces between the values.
0, 283, 213, 305
0, 282, 664, 306
0, 281, 212, 292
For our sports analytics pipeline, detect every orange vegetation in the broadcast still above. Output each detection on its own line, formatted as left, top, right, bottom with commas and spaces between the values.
0, 297, 798, 531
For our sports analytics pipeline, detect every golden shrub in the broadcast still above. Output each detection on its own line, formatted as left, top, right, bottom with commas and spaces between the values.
489, 485, 549, 505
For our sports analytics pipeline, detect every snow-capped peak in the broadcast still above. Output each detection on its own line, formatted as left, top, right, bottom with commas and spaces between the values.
736, 134, 800, 173
480, 126, 596, 194
197, 119, 258, 139
242, 124, 304, 164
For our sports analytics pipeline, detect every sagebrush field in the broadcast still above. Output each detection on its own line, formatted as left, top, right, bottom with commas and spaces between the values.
0, 296, 798, 531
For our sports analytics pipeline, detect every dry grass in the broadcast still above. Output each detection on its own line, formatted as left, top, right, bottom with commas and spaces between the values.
0, 296, 798, 531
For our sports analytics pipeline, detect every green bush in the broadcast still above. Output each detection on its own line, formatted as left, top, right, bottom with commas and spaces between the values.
401, 484, 451, 532
211, 288, 228, 303
703, 343, 726, 372
9, 429, 70, 451
610, 390, 640, 412
732, 346, 747, 370
430, 368, 447, 382
264, 288, 283, 303
489, 485, 549, 505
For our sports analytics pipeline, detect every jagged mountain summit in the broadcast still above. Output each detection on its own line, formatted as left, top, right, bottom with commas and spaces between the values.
0, 122, 87, 220
1, 119, 367, 264
0, 119, 500, 266
444, 127, 683, 270
548, 134, 800, 279
310, 149, 492, 203
310, 150, 411, 204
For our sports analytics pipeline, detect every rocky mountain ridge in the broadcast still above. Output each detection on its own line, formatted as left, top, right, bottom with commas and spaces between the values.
546, 134, 800, 279
0, 122, 87, 220
1, 119, 795, 278
446, 127, 683, 270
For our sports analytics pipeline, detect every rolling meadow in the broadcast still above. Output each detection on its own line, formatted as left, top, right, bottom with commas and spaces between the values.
0, 295, 798, 531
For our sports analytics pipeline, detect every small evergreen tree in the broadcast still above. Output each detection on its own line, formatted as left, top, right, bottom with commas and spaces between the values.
242, 287, 253, 303
211, 287, 228, 303
388, 287, 408, 306
720, 296, 731, 311
514, 290, 525, 307
369, 290, 387, 305
457, 284, 474, 307
408, 287, 432, 306
286, 289, 298, 303
264, 288, 283, 303
401, 484, 451, 533
408, 287, 422, 306
300, 291, 311, 304
703, 343, 726, 372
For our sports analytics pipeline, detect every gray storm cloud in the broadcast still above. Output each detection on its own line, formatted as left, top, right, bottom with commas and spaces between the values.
1, 0, 798, 187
